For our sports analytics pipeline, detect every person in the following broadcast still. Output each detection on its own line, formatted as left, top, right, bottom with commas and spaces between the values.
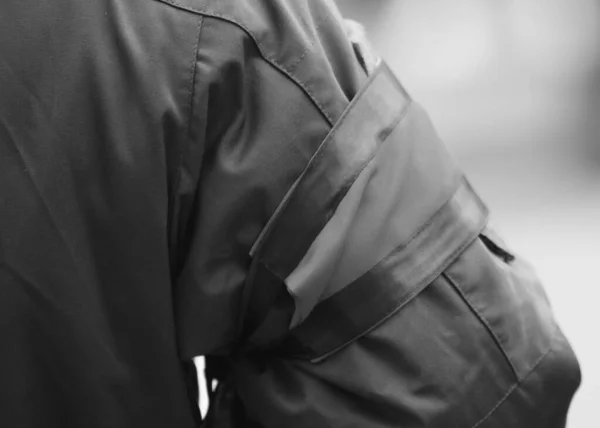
0, 0, 580, 427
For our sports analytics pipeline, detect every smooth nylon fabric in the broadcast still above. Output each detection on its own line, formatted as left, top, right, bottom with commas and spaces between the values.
283, 64, 460, 328
0, 0, 580, 427
231, 64, 581, 428
0, 0, 365, 426
282, 177, 489, 361
0, 1, 204, 426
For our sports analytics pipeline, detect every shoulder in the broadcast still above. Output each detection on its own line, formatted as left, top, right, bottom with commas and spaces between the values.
154, 0, 368, 124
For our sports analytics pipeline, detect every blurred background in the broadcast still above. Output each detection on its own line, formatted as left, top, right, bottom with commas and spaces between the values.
336, 0, 600, 426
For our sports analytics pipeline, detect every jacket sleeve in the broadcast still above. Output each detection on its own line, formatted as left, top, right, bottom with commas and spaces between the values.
171, 6, 368, 359
228, 62, 580, 428
172, 4, 580, 428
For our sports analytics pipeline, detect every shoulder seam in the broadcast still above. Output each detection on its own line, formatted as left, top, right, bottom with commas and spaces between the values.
168, 13, 204, 266
154, 0, 334, 125
186, 16, 205, 140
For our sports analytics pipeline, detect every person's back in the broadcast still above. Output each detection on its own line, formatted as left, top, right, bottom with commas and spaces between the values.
0, 0, 206, 426
0, 1, 369, 426
0, 1, 581, 427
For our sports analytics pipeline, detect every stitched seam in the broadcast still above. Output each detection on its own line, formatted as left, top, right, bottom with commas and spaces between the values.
249, 66, 409, 258
330, 175, 478, 286
253, 103, 418, 344
300, 68, 400, 171
286, 43, 311, 73
169, 15, 204, 262
154, 0, 334, 125
399, 177, 486, 254
286, 14, 329, 73
307, 94, 412, 237
470, 335, 557, 428
185, 17, 205, 138
443, 271, 520, 380
258, 98, 412, 280
310, 224, 482, 363
391, 179, 464, 254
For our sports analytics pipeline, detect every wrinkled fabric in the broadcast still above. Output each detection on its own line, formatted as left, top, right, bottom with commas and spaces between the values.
227, 63, 580, 428
0, 0, 364, 426
0, 1, 580, 428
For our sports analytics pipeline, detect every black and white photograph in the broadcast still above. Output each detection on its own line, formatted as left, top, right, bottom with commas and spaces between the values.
1, 1, 597, 427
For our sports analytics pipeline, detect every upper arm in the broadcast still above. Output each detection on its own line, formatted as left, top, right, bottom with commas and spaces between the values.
170, 2, 369, 357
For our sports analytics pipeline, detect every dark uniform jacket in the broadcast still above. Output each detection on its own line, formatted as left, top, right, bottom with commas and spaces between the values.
0, 0, 580, 427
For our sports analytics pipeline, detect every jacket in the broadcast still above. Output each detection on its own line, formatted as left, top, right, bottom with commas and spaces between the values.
0, 0, 580, 427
